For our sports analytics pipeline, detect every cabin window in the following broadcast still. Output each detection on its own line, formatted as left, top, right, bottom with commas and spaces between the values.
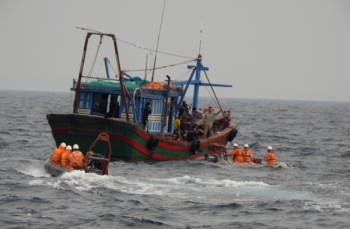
78, 92, 92, 109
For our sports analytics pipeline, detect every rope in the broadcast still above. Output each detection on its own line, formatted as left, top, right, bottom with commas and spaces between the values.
173, 69, 193, 81
123, 58, 196, 73
203, 71, 225, 115
83, 35, 103, 85
106, 59, 118, 77
76, 26, 194, 60
88, 35, 103, 77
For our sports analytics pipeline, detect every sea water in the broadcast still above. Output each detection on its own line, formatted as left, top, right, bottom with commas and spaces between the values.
0, 90, 349, 229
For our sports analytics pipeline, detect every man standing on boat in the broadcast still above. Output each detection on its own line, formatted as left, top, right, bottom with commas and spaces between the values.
191, 107, 203, 130
106, 96, 117, 118
173, 115, 183, 140
143, 102, 152, 131
203, 106, 221, 137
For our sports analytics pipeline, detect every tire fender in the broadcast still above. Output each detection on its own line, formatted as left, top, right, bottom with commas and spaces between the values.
227, 128, 238, 142
147, 135, 159, 150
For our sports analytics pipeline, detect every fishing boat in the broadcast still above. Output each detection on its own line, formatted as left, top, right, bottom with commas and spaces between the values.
46, 32, 238, 162
44, 133, 112, 176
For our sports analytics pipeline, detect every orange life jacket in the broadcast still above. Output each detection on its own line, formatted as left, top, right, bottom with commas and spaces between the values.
242, 149, 253, 163
60, 149, 72, 168
69, 150, 84, 169
50, 146, 65, 165
227, 148, 243, 162
265, 151, 276, 165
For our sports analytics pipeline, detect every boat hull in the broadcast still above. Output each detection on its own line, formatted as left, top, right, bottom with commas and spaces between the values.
44, 158, 73, 176
218, 160, 289, 168
46, 113, 237, 162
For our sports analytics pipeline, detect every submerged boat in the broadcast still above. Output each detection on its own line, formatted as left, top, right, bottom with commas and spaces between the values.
46, 32, 238, 162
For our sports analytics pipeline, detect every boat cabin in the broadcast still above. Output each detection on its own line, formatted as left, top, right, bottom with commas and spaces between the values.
72, 77, 186, 136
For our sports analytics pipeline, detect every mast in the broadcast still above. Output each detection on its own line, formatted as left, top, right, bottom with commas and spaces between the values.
111, 34, 130, 121
151, 0, 166, 82
73, 33, 91, 113
73, 33, 129, 121
162, 75, 171, 136
192, 54, 202, 109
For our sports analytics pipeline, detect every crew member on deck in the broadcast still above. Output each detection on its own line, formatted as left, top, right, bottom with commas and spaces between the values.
61, 145, 72, 169
242, 144, 253, 163
50, 142, 66, 165
191, 107, 203, 130
265, 146, 276, 166
106, 96, 117, 118
143, 102, 152, 131
227, 143, 243, 162
203, 106, 221, 137
173, 115, 183, 140
68, 144, 84, 170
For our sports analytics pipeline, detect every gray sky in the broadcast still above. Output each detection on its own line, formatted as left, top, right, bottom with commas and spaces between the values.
1, 0, 350, 102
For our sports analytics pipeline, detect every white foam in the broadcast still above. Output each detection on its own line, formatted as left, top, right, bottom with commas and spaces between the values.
27, 171, 314, 202
17, 166, 51, 178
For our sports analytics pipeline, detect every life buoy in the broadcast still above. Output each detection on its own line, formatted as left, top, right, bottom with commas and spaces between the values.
227, 128, 238, 142
147, 135, 159, 150
190, 139, 200, 154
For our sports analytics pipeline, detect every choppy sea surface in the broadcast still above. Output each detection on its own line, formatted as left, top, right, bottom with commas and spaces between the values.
0, 90, 349, 229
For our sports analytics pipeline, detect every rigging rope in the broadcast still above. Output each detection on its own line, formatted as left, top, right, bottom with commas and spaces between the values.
76, 26, 194, 59
106, 59, 118, 77
203, 71, 226, 117
88, 35, 103, 77
84, 35, 103, 85
123, 59, 196, 73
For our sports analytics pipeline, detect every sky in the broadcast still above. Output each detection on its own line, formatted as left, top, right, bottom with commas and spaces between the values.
1, 0, 350, 102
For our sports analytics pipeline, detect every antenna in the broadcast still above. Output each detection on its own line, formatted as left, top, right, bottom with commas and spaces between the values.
198, 17, 204, 54
144, 54, 148, 80
151, 0, 166, 82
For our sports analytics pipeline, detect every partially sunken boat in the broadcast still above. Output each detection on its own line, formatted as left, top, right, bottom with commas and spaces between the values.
46, 32, 238, 162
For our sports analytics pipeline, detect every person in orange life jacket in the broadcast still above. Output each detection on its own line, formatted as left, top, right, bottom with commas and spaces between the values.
227, 143, 243, 162
61, 145, 73, 169
265, 146, 276, 166
242, 144, 253, 163
50, 142, 66, 165
68, 144, 84, 169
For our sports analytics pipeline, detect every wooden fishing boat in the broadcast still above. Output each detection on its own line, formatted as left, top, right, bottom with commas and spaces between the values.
46, 32, 238, 162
